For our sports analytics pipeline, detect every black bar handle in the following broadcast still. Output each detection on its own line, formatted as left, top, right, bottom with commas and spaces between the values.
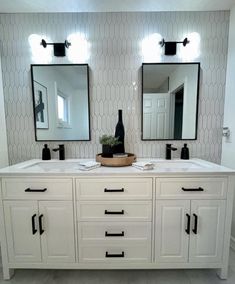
104, 188, 124, 192
39, 214, 44, 235
25, 188, 47, 192
182, 187, 204, 192
192, 214, 198, 234
185, 214, 190, 235
31, 214, 37, 235
105, 210, 124, 215
105, 251, 125, 258
105, 231, 125, 237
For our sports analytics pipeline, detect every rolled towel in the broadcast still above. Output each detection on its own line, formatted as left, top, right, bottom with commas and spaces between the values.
132, 161, 154, 171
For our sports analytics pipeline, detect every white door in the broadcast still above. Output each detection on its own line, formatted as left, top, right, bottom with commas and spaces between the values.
4, 200, 41, 263
155, 200, 190, 262
143, 93, 171, 139
189, 200, 226, 263
39, 201, 75, 263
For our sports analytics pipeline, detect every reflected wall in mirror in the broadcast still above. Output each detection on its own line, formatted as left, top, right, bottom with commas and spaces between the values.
31, 64, 90, 141
142, 62, 200, 140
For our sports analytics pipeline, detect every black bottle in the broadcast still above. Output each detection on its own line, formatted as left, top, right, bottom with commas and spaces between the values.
42, 144, 51, 160
114, 109, 125, 154
181, 143, 189, 160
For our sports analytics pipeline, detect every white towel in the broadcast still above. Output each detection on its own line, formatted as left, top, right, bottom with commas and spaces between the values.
132, 161, 154, 171
78, 161, 101, 171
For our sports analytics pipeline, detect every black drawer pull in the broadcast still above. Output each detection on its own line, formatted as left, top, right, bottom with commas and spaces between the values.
39, 214, 44, 235
104, 188, 124, 192
105, 231, 125, 237
192, 213, 198, 234
105, 210, 124, 215
31, 214, 37, 235
185, 214, 190, 235
105, 251, 125, 258
181, 187, 204, 192
25, 188, 47, 192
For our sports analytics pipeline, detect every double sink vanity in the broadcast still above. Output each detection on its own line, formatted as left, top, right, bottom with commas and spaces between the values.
0, 158, 234, 280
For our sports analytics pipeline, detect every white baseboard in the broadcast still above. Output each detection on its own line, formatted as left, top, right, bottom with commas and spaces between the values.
231, 236, 235, 251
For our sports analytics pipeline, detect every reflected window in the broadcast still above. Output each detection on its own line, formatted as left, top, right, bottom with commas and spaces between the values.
57, 91, 69, 127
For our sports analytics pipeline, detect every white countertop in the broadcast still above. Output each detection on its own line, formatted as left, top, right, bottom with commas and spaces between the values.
0, 158, 234, 177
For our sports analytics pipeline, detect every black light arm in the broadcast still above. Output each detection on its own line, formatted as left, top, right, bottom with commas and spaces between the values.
40, 39, 71, 57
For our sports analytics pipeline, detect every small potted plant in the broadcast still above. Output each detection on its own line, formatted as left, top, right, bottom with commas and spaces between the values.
99, 135, 121, 157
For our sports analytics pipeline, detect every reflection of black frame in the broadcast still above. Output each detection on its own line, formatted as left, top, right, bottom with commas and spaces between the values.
141, 62, 200, 141
31, 64, 91, 142
33, 81, 49, 129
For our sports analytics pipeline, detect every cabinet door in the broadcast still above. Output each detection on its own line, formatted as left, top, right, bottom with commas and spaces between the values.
39, 201, 75, 263
155, 200, 190, 262
189, 200, 226, 263
4, 201, 41, 263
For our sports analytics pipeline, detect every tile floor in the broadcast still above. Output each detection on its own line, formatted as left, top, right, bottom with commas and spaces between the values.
1, 250, 235, 283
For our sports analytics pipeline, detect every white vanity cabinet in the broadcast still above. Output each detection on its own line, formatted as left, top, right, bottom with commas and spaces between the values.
0, 159, 234, 280
1, 178, 75, 266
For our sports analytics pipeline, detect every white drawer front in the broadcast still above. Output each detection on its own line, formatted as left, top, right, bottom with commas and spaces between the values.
76, 178, 152, 200
2, 178, 73, 200
77, 201, 152, 221
79, 241, 151, 263
156, 177, 227, 199
79, 222, 151, 241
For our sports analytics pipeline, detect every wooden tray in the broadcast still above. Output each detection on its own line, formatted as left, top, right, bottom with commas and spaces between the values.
96, 153, 136, 167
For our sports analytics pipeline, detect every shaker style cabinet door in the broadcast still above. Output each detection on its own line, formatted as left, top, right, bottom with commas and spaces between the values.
189, 200, 226, 263
155, 200, 190, 263
4, 201, 41, 263
39, 201, 75, 263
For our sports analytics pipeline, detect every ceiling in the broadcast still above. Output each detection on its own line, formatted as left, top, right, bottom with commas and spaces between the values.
0, 0, 234, 13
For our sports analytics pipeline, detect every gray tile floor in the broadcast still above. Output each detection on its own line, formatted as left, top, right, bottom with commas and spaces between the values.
1, 250, 235, 283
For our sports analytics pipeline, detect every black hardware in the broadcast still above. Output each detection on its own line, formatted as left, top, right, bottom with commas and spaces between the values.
185, 214, 190, 235
105, 231, 125, 237
182, 187, 204, 192
159, 38, 189, 55
25, 188, 47, 192
41, 39, 71, 57
53, 144, 65, 160
104, 188, 124, 192
39, 214, 44, 235
166, 144, 177, 160
105, 251, 125, 258
31, 214, 37, 235
105, 210, 124, 215
192, 214, 198, 234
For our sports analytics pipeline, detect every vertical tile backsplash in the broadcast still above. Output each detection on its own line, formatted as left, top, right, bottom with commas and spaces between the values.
0, 11, 229, 164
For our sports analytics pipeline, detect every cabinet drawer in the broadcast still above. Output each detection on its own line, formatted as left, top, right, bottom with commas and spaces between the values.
2, 178, 73, 200
76, 178, 152, 200
156, 177, 227, 199
77, 201, 152, 221
79, 241, 151, 263
79, 222, 151, 241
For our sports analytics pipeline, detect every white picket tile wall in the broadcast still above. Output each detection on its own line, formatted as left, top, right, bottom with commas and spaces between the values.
0, 11, 229, 164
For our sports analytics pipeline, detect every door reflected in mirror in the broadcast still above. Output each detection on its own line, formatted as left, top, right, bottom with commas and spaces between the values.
31, 64, 90, 141
142, 63, 200, 140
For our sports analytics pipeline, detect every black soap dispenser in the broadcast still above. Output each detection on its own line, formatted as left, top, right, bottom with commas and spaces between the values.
181, 144, 189, 160
42, 144, 51, 160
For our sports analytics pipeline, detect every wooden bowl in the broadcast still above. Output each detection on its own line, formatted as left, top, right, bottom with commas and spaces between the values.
96, 153, 136, 167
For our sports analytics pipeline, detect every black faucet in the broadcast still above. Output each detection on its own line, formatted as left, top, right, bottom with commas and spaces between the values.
53, 144, 65, 160
166, 144, 177, 160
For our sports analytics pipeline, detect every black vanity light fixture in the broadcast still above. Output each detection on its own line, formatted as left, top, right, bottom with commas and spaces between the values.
41, 39, 71, 57
159, 38, 189, 56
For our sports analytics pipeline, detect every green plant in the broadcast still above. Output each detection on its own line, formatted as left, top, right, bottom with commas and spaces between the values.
99, 135, 121, 147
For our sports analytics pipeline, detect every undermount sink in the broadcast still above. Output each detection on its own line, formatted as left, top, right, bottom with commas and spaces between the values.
149, 160, 206, 170
22, 161, 80, 171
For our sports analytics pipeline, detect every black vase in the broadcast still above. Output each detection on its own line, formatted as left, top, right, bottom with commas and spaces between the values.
114, 109, 125, 154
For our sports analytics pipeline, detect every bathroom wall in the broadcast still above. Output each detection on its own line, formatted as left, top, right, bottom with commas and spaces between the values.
0, 11, 229, 164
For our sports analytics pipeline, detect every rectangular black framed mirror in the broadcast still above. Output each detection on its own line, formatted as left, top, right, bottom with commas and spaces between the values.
141, 62, 200, 140
31, 64, 91, 141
